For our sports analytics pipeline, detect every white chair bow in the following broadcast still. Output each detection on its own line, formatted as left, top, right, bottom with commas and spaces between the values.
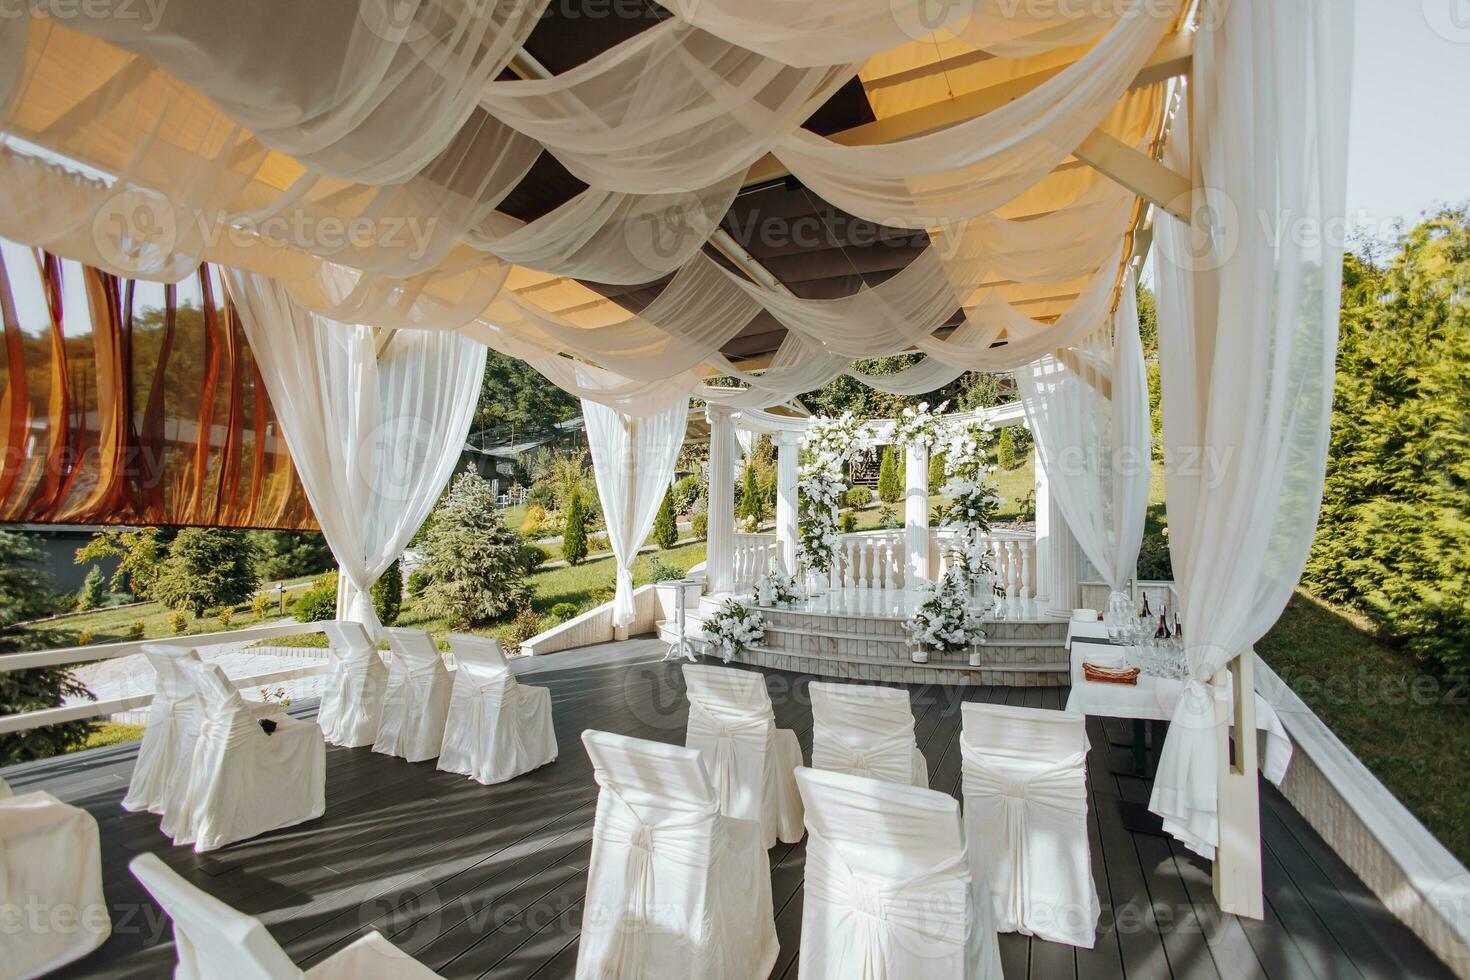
809, 681, 928, 787
165, 660, 325, 853
373, 627, 452, 763
682, 663, 803, 847
317, 621, 387, 748
960, 702, 1098, 947
794, 766, 1001, 979
437, 633, 556, 784
577, 730, 777, 980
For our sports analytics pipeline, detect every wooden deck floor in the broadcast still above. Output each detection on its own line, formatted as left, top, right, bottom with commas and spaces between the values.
3, 638, 1454, 980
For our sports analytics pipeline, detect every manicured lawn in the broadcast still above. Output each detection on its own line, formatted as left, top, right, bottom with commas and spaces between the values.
1258, 589, 1470, 865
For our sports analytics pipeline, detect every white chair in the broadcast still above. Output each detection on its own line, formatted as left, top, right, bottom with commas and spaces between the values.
1, 791, 111, 978
809, 681, 929, 786
122, 644, 204, 815
960, 702, 1098, 947
794, 767, 1001, 979
437, 633, 557, 784
317, 622, 388, 748
373, 627, 452, 763
165, 660, 325, 853
0, 775, 9, 798
681, 663, 803, 847
577, 730, 778, 980
130, 852, 441, 978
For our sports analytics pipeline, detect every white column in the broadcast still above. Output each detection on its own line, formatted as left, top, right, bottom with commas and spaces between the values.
706, 407, 737, 595
1033, 440, 1080, 618
904, 444, 930, 591
775, 430, 800, 576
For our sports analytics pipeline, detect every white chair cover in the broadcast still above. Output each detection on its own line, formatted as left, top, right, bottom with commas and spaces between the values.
165, 661, 325, 853
122, 644, 203, 815
960, 703, 1098, 947
809, 682, 928, 787
317, 622, 388, 748
373, 628, 452, 763
681, 663, 803, 847
437, 633, 557, 785
129, 852, 442, 979
0, 776, 9, 798
794, 767, 1001, 979
0, 791, 110, 979
577, 730, 778, 980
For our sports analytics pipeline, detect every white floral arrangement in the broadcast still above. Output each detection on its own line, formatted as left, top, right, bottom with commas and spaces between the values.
937, 419, 996, 479
892, 400, 948, 451
702, 598, 767, 663
902, 569, 987, 656
754, 568, 805, 609
797, 412, 867, 574
939, 474, 1004, 532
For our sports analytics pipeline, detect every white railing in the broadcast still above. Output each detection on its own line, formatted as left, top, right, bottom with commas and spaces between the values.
833, 530, 906, 589
933, 528, 1038, 606
0, 620, 337, 736
731, 532, 777, 590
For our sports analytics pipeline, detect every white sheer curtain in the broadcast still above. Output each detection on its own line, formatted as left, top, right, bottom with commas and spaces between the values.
225, 270, 486, 638
1017, 271, 1149, 594
1148, 0, 1352, 858
583, 394, 691, 627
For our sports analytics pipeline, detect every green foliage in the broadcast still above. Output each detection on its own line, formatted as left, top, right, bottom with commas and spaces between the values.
475, 350, 581, 443
647, 558, 684, 583
74, 527, 168, 599
503, 605, 542, 653
169, 610, 189, 634
654, 487, 679, 549
519, 543, 551, 572
877, 505, 900, 529
215, 607, 233, 629
876, 446, 903, 503
672, 474, 705, 515
549, 602, 579, 621
1136, 533, 1174, 581
845, 485, 874, 509
738, 460, 769, 529
76, 630, 94, 646
417, 469, 533, 627
800, 354, 942, 418
251, 592, 270, 620
1303, 210, 1470, 674
372, 560, 402, 627
76, 565, 106, 611
691, 511, 708, 539
0, 531, 91, 764
562, 489, 589, 566
248, 531, 333, 582
1135, 280, 1159, 357
291, 572, 339, 623
996, 426, 1018, 470
839, 511, 858, 534
520, 503, 553, 538
152, 529, 260, 616
406, 568, 431, 597
956, 372, 1013, 411
928, 450, 947, 493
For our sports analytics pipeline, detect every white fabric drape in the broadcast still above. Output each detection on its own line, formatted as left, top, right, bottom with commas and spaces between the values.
375, 627, 453, 763
1148, 0, 1352, 858
224, 270, 484, 636
582, 394, 690, 627
1017, 271, 1149, 593
809, 681, 929, 787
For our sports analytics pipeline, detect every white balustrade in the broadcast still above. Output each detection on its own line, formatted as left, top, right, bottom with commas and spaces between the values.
731, 533, 777, 591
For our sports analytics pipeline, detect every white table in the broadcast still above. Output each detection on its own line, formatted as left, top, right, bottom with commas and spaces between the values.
1065, 620, 1292, 782
657, 579, 701, 663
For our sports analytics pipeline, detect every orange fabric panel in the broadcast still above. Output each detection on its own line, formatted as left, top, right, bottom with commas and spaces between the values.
0, 246, 315, 529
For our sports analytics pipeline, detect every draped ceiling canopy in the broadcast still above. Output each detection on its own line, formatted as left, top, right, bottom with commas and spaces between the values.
0, 0, 1187, 414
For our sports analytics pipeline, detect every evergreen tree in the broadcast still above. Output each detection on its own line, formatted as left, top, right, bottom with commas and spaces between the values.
418, 470, 532, 627
562, 488, 589, 566
371, 559, 402, 626
74, 527, 169, 599
928, 450, 947, 493
738, 460, 768, 528
76, 565, 105, 611
996, 426, 1018, 470
0, 531, 92, 764
877, 446, 903, 503
153, 529, 261, 616
248, 531, 334, 581
653, 486, 679, 549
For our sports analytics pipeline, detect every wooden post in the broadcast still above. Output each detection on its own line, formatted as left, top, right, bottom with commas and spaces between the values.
1212, 653, 1265, 918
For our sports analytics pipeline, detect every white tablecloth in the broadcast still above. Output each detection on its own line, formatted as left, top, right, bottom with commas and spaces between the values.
1064, 620, 1292, 783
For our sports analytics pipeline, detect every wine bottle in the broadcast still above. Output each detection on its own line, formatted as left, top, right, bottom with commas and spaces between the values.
1141, 594, 1152, 618
1155, 609, 1169, 639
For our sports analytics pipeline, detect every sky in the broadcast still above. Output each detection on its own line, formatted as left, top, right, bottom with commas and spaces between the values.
1346, 0, 1470, 238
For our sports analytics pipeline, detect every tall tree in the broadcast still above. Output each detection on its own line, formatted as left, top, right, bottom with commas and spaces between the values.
417, 469, 532, 627
563, 488, 589, 567
74, 527, 170, 599
877, 446, 903, 503
473, 350, 580, 442
153, 529, 261, 616
653, 487, 679, 549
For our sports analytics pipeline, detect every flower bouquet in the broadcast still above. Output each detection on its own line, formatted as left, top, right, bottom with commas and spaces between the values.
902, 569, 987, 665
702, 598, 767, 664
754, 569, 805, 609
